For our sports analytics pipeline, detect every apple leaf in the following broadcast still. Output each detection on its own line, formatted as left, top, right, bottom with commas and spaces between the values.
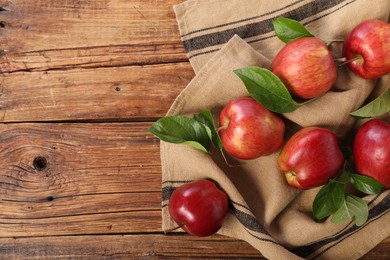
234, 66, 300, 113
350, 87, 390, 118
272, 17, 314, 43
349, 173, 384, 195
147, 115, 211, 153
193, 109, 223, 150
312, 180, 345, 221
331, 195, 368, 226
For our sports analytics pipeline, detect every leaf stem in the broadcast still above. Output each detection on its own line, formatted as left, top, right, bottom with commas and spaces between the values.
220, 149, 240, 167
210, 150, 240, 167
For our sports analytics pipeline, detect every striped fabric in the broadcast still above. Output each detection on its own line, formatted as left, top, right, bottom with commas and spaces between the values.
174, 0, 389, 73
161, 0, 390, 259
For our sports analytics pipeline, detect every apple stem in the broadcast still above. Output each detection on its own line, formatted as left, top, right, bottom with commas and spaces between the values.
336, 56, 362, 67
334, 57, 347, 63
164, 224, 185, 234
326, 39, 344, 47
216, 126, 225, 133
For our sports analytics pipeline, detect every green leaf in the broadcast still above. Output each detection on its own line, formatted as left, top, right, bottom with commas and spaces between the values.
147, 115, 211, 152
350, 87, 390, 118
312, 180, 345, 221
331, 195, 368, 226
272, 17, 314, 43
234, 66, 300, 113
335, 168, 350, 185
193, 109, 223, 150
349, 173, 384, 195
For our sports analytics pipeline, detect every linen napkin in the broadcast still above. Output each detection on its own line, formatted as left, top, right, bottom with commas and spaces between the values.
161, 0, 390, 259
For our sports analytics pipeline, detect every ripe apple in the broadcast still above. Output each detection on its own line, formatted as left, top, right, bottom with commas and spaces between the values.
219, 97, 285, 160
353, 119, 390, 188
168, 179, 229, 237
271, 37, 337, 99
343, 19, 390, 79
277, 127, 345, 190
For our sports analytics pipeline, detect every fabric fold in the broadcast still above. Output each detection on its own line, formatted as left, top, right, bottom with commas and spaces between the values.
162, 0, 390, 259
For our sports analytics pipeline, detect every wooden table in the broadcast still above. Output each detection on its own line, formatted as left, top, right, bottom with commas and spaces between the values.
0, 1, 388, 258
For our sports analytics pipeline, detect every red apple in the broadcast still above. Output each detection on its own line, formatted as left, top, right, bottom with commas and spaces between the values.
219, 97, 285, 160
278, 127, 345, 190
271, 37, 337, 99
353, 119, 390, 188
168, 179, 229, 237
343, 19, 390, 79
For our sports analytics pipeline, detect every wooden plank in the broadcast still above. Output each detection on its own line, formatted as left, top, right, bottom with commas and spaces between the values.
0, 235, 388, 259
0, 211, 162, 237
0, 122, 162, 236
0, 63, 194, 122
0, 122, 388, 256
0, 0, 187, 73
0, 234, 264, 259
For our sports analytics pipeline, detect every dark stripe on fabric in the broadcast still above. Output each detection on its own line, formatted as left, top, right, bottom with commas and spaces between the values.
291, 192, 390, 258
187, 34, 274, 59
301, 0, 357, 26
187, 34, 275, 60
161, 186, 174, 203
292, 192, 382, 253
231, 200, 253, 212
313, 208, 390, 259
243, 227, 280, 245
229, 201, 269, 235
182, 0, 348, 53
291, 192, 384, 257
180, 0, 305, 38
187, 0, 356, 59
314, 205, 390, 258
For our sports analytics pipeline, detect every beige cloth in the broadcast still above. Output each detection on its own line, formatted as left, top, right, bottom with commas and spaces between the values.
161, 0, 390, 259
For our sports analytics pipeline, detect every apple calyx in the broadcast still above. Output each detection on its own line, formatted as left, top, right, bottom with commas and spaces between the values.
277, 127, 345, 190
285, 171, 304, 189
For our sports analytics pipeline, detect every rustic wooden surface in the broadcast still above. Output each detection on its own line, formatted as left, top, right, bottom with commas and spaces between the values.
0, 0, 388, 259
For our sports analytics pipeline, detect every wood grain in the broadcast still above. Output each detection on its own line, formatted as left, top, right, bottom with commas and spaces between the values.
0, 234, 264, 259
0, 235, 389, 259
0, 0, 187, 73
0, 122, 162, 236
0, 63, 194, 122
0, 122, 388, 258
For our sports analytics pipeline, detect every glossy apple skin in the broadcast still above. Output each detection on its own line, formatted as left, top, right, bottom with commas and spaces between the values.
271, 37, 337, 99
219, 97, 285, 160
168, 179, 229, 237
353, 119, 390, 188
343, 19, 390, 79
277, 127, 345, 190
